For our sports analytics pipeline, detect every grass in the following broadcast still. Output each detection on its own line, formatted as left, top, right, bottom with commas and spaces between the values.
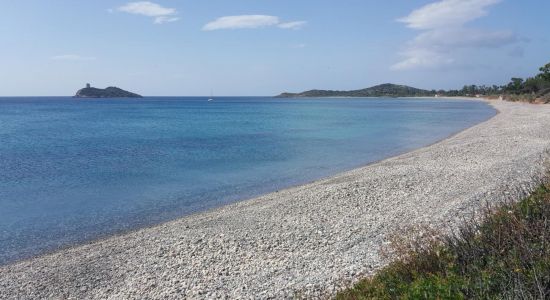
336, 183, 550, 300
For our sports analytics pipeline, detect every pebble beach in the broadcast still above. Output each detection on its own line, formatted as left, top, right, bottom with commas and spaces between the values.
1, 100, 549, 299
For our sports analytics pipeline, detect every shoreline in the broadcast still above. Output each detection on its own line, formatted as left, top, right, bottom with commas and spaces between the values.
0, 97, 495, 267
1, 100, 549, 298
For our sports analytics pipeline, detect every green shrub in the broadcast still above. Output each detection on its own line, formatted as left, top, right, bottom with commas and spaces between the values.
337, 184, 550, 299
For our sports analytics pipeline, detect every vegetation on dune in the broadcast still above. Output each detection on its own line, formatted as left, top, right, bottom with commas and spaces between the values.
500, 63, 550, 103
437, 62, 550, 103
337, 183, 550, 299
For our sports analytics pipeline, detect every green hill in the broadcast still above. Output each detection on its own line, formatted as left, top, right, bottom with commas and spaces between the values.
276, 83, 434, 98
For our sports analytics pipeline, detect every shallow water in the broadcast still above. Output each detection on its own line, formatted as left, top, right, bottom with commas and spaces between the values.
0, 97, 495, 264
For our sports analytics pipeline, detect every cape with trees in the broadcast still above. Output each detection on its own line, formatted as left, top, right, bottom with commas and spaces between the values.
276, 62, 550, 103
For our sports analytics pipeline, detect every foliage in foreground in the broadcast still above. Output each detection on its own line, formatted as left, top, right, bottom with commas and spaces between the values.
337, 183, 550, 299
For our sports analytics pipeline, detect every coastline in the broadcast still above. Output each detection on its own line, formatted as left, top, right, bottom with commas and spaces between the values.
1, 100, 549, 299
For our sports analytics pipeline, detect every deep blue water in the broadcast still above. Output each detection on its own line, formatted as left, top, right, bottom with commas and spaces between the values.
0, 97, 495, 264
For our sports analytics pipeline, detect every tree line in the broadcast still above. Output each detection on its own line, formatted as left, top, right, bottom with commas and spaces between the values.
435, 62, 550, 97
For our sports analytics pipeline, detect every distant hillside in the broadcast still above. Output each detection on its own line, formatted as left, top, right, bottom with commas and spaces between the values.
276, 83, 434, 98
74, 84, 142, 98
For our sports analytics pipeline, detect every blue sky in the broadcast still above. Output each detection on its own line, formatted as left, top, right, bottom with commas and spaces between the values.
1, 0, 548, 96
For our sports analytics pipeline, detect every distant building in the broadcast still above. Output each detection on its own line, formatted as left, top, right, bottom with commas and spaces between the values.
86, 83, 91, 88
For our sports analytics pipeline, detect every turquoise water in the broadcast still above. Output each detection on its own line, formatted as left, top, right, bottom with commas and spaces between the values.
0, 97, 495, 264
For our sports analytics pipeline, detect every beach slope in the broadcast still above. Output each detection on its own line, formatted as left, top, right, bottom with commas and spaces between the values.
1, 100, 549, 299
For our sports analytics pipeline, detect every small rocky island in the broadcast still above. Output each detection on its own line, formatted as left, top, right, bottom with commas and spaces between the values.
74, 84, 142, 98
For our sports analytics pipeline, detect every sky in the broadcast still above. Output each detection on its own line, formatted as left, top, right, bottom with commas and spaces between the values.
0, 0, 549, 96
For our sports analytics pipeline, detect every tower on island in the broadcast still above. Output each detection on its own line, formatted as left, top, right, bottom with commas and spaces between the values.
86, 83, 91, 88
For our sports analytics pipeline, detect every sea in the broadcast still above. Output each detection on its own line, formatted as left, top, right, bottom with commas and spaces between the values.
0, 97, 496, 264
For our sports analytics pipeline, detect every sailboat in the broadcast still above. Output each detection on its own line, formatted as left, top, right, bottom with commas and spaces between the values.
207, 90, 214, 102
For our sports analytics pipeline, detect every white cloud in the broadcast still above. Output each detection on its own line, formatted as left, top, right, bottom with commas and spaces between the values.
391, 49, 454, 71
203, 15, 306, 31
508, 46, 525, 58
278, 21, 307, 30
292, 43, 307, 49
203, 15, 279, 31
153, 16, 179, 24
50, 54, 96, 61
414, 28, 517, 49
116, 1, 179, 24
398, 0, 501, 29
392, 0, 519, 70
